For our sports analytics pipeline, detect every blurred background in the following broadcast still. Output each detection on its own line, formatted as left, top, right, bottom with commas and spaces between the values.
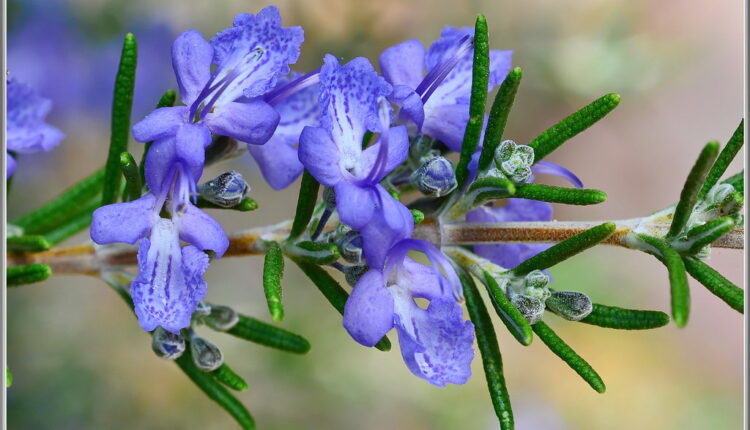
6, 0, 744, 428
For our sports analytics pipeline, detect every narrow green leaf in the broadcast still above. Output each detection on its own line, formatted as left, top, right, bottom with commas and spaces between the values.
212, 363, 249, 391
458, 266, 514, 429
44, 197, 101, 245
263, 241, 285, 322
637, 235, 690, 327
529, 93, 620, 162
11, 168, 104, 234
722, 171, 744, 194
7, 264, 52, 287
7, 235, 51, 253
514, 183, 607, 205
512, 223, 615, 276
679, 216, 735, 254
683, 256, 743, 312
6, 367, 12, 387
140, 90, 177, 185
119, 152, 142, 202
579, 304, 670, 329
175, 348, 255, 430
481, 272, 533, 346
288, 170, 320, 240
667, 141, 720, 238
285, 241, 340, 265
470, 176, 517, 207
292, 259, 391, 351
701, 120, 744, 196
102, 33, 138, 206
478, 67, 523, 171
532, 321, 606, 393
455, 14, 490, 188
226, 314, 310, 354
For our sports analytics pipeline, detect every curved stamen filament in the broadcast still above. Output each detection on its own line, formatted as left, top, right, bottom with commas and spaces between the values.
415, 34, 473, 104
264, 69, 321, 107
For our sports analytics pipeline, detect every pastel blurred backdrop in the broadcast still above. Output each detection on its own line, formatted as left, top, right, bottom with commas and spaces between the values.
6, 0, 744, 428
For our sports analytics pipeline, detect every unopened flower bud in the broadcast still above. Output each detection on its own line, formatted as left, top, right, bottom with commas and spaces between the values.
494, 140, 534, 184
197, 170, 248, 207
522, 270, 550, 299
410, 156, 457, 197
510, 295, 546, 324
343, 264, 369, 286
337, 230, 364, 264
190, 336, 224, 371
545, 291, 593, 321
194, 301, 212, 317
205, 305, 239, 331
151, 326, 186, 360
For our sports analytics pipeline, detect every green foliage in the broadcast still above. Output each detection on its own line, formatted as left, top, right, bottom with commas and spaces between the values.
667, 141, 719, 238
288, 171, 321, 240
512, 223, 616, 276
458, 267, 514, 430
579, 304, 670, 329
722, 171, 744, 194
140, 90, 177, 185
514, 183, 607, 205
285, 241, 340, 265
481, 272, 533, 346
212, 363, 249, 391
529, 93, 620, 162
44, 198, 101, 245
7, 264, 52, 287
263, 241, 285, 322
532, 321, 606, 393
455, 14, 490, 188
102, 33, 138, 206
636, 235, 690, 327
478, 67, 523, 171
7, 235, 51, 253
225, 314, 310, 354
119, 152, 142, 202
679, 217, 735, 254
701, 120, 744, 196
683, 256, 743, 312
196, 197, 258, 211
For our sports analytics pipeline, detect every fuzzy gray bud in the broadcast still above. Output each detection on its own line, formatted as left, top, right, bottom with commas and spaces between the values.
204, 305, 239, 331
545, 291, 593, 321
190, 336, 224, 371
510, 295, 546, 324
494, 140, 534, 184
410, 156, 457, 197
197, 170, 248, 207
151, 327, 186, 360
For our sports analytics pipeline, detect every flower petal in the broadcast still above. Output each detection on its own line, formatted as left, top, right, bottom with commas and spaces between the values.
532, 161, 584, 188
144, 123, 210, 193
343, 270, 394, 347
178, 204, 229, 257
131, 106, 188, 143
379, 39, 425, 89
390, 85, 425, 129
360, 188, 414, 269
248, 135, 304, 190
206, 99, 280, 145
334, 181, 376, 230
422, 103, 469, 152
360, 125, 409, 183
90, 193, 157, 245
298, 126, 342, 187
393, 295, 475, 387
172, 30, 213, 106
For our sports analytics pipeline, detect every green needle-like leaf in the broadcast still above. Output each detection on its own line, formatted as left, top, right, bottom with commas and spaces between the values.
532, 321, 606, 393
637, 235, 690, 327
285, 241, 340, 265
6, 367, 12, 387
470, 177, 517, 207
683, 256, 743, 313
102, 33, 138, 206
175, 348, 255, 430
7, 264, 52, 287
44, 197, 101, 245
478, 67, 523, 171
514, 183, 607, 205
455, 14, 490, 188
12, 168, 104, 234
512, 223, 615, 276
722, 171, 744, 194
666, 141, 720, 238
701, 120, 744, 196
292, 259, 391, 352
679, 216, 735, 255
119, 152, 142, 202
579, 304, 670, 329
7, 235, 51, 253
263, 241, 285, 322
212, 363, 249, 391
226, 314, 310, 354
529, 93, 620, 162
481, 271, 533, 346
458, 267, 514, 429
140, 90, 177, 185
288, 171, 321, 240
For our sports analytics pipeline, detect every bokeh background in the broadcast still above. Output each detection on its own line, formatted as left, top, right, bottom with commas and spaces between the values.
6, 0, 744, 429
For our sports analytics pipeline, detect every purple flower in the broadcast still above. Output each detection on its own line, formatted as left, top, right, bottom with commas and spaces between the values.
131, 6, 304, 188
379, 26, 512, 151
343, 238, 474, 387
249, 71, 321, 190
467, 161, 583, 269
91, 166, 228, 334
298, 55, 409, 229
6, 78, 64, 178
